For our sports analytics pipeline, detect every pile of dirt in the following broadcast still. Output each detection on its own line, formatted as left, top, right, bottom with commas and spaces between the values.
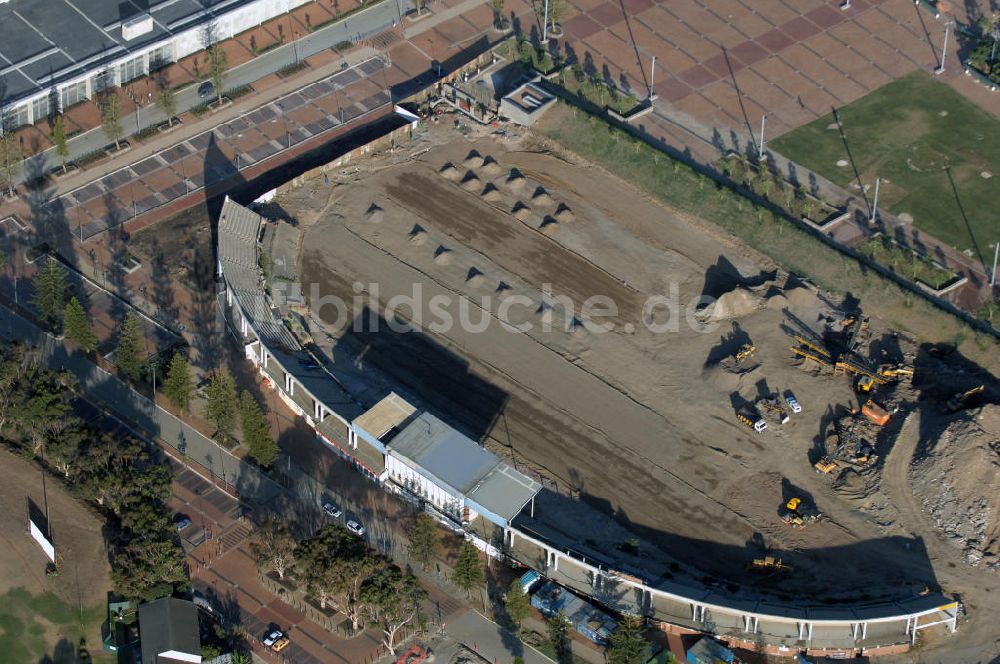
481, 183, 502, 202
463, 152, 485, 169
365, 203, 384, 223
512, 202, 531, 221
696, 287, 763, 322
910, 405, 1000, 569
482, 156, 503, 176
440, 162, 461, 180
506, 170, 526, 190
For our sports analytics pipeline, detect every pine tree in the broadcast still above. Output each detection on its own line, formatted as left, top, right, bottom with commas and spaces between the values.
115, 311, 143, 380
53, 115, 70, 173
0, 124, 22, 198
239, 390, 278, 467
63, 297, 97, 353
204, 369, 238, 445
504, 577, 531, 630
407, 513, 438, 570
163, 352, 194, 412
451, 540, 484, 598
33, 258, 68, 328
607, 614, 648, 664
547, 612, 571, 664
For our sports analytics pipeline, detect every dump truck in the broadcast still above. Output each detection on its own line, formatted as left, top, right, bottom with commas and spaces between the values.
861, 399, 890, 426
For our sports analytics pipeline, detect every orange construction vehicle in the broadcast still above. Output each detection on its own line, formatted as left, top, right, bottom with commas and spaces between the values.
860, 399, 890, 426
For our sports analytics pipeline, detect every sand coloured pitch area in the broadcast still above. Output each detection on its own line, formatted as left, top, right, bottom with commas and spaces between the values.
276, 127, 1000, 605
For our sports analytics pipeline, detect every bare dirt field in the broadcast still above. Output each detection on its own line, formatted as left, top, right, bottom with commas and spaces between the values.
0, 448, 111, 663
265, 121, 1000, 658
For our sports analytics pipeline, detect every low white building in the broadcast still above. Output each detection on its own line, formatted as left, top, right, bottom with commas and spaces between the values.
383, 411, 541, 528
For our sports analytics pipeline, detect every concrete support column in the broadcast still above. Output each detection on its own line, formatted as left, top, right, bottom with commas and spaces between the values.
226, 286, 233, 306
691, 604, 706, 622
743, 615, 758, 633
644, 589, 652, 614
862, 622, 868, 640
798, 622, 807, 640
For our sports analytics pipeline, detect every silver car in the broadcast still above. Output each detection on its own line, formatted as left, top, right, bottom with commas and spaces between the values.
346, 519, 365, 536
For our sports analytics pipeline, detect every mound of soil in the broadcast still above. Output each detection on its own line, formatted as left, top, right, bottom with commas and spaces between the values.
911, 405, 1000, 569
698, 287, 762, 321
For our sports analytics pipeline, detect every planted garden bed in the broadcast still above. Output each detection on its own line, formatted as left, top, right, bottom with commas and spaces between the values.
858, 234, 961, 292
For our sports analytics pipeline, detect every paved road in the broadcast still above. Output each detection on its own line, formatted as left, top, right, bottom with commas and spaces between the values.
22, 0, 410, 183
446, 611, 558, 664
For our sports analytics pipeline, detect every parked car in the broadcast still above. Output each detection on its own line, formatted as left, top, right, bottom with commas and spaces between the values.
174, 514, 192, 531
785, 391, 802, 414
263, 630, 284, 647
322, 501, 342, 518
346, 519, 365, 536
272, 636, 291, 652
197, 81, 215, 98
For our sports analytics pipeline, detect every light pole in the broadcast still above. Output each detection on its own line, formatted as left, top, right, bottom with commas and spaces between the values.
648, 55, 657, 101
991, 241, 999, 287
869, 177, 880, 223
935, 23, 951, 74
758, 113, 766, 161
542, 0, 549, 44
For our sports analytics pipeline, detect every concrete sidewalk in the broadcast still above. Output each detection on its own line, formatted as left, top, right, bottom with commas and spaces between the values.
446, 610, 558, 664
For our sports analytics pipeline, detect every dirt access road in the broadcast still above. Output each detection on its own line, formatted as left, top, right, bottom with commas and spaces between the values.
277, 120, 985, 614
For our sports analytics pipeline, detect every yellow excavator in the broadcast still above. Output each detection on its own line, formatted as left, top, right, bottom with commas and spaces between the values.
779, 497, 820, 528
946, 385, 985, 413
734, 343, 756, 364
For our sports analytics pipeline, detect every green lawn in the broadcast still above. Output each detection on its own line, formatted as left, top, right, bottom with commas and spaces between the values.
0, 586, 109, 664
770, 70, 1000, 255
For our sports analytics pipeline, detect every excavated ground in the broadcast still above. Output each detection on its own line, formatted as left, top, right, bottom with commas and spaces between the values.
274, 122, 1000, 657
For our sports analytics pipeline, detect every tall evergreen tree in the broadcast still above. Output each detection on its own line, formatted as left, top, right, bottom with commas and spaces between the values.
451, 540, 484, 598
0, 123, 22, 198
504, 577, 531, 630
239, 390, 278, 467
63, 296, 97, 353
607, 614, 648, 664
115, 311, 143, 380
407, 513, 438, 570
205, 369, 238, 445
33, 258, 68, 328
53, 115, 70, 173
547, 612, 572, 664
163, 352, 194, 412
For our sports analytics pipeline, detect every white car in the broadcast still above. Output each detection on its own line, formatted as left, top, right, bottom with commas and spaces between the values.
785, 393, 802, 414
263, 630, 284, 647
346, 519, 365, 536
322, 501, 342, 518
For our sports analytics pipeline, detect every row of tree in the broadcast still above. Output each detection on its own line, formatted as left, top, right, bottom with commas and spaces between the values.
0, 342, 188, 602
35, 259, 279, 467
250, 519, 426, 650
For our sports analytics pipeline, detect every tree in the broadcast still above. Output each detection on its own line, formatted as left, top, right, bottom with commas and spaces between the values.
204, 369, 238, 444
155, 85, 178, 128
547, 612, 571, 664
111, 536, 188, 602
52, 115, 70, 173
407, 513, 438, 570
64, 297, 97, 353
115, 311, 144, 381
249, 517, 297, 580
536, 0, 565, 32
0, 124, 22, 198
33, 258, 68, 328
451, 540, 484, 598
504, 578, 531, 631
101, 94, 123, 151
360, 564, 426, 650
163, 352, 194, 412
202, 23, 229, 106
239, 390, 278, 467
607, 614, 648, 664
490, 0, 506, 25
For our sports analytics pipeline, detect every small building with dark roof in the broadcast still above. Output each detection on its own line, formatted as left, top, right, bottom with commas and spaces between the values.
138, 597, 202, 664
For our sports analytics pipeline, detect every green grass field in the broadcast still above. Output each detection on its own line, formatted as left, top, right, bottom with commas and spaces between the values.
0, 586, 109, 664
770, 70, 1000, 256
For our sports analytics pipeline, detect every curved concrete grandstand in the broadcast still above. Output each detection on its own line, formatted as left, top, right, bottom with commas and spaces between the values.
216, 197, 958, 658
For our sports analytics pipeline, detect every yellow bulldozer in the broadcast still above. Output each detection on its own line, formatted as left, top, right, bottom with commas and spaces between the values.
779, 497, 820, 528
